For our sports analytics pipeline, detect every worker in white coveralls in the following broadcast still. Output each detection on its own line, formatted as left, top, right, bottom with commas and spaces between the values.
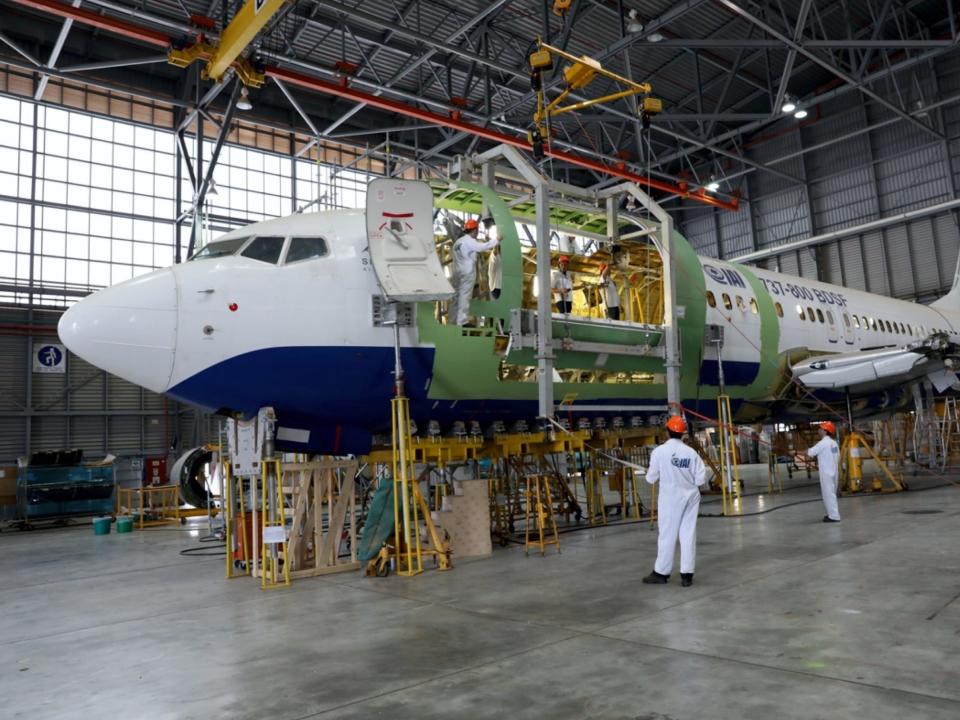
805, 420, 841, 523
449, 218, 498, 326
598, 263, 620, 320
643, 415, 707, 587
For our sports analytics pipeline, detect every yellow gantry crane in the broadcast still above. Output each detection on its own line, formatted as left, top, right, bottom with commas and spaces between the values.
168, 0, 289, 87
528, 39, 661, 157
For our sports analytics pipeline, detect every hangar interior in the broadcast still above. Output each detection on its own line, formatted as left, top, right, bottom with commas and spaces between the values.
0, 1, 959, 718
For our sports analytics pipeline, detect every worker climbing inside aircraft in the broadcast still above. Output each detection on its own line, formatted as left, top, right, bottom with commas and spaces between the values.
643, 415, 707, 587
552, 255, 575, 314
448, 218, 498, 326
599, 263, 620, 320
806, 421, 841, 523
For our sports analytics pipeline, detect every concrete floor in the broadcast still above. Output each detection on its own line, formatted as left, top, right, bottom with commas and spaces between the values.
2, 469, 959, 720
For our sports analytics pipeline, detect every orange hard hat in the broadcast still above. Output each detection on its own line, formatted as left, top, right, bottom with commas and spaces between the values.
463, 219, 479, 231
665, 415, 687, 433
820, 421, 836, 435
559, 255, 570, 263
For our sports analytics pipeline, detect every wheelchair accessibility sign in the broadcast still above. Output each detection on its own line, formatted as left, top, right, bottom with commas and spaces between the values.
33, 343, 66, 374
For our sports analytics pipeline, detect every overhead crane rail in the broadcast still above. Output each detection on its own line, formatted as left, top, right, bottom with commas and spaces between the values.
7, 0, 738, 210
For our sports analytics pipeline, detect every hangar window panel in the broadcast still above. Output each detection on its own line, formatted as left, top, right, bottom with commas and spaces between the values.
706, 291, 716, 308
0, 96, 20, 122
722, 293, 732, 310
774, 302, 783, 317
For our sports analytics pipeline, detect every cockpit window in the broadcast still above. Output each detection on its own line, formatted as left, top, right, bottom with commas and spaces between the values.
191, 236, 249, 260
241, 236, 286, 264
285, 237, 328, 264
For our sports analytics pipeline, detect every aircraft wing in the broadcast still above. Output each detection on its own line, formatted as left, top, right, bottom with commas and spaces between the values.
791, 335, 959, 394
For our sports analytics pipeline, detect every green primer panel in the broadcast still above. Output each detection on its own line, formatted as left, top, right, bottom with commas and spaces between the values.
419, 183, 715, 405
732, 262, 782, 399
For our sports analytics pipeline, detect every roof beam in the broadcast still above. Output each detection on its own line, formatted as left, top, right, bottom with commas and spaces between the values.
35, 0, 80, 100
716, 0, 945, 142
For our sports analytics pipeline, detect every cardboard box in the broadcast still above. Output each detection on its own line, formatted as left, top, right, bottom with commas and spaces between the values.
0, 466, 17, 503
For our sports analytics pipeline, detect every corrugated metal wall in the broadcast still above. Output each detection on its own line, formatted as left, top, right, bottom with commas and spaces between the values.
680, 52, 960, 303
0, 306, 207, 463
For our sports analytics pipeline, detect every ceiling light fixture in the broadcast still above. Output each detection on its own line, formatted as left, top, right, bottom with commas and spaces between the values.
646, 31, 665, 42
914, 99, 929, 118
706, 178, 720, 192
626, 9, 644, 34
781, 96, 796, 114
207, 179, 219, 196
793, 107, 808, 119
236, 86, 253, 111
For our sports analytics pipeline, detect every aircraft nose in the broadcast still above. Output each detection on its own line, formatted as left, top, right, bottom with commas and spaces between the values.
58, 268, 178, 393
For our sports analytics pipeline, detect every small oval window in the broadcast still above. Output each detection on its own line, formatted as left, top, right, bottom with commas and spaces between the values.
775, 302, 783, 317
852, 315, 860, 328
816, 308, 825, 323
749, 298, 758, 314
706, 291, 716, 308
722, 293, 732, 310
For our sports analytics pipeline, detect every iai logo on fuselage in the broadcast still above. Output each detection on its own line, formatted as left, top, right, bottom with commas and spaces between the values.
702, 263, 746, 288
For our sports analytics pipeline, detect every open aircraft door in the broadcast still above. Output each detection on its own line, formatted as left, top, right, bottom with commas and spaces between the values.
366, 179, 454, 302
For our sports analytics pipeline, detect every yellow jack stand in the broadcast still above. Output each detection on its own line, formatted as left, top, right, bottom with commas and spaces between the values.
259, 458, 290, 589
585, 467, 607, 526
223, 461, 251, 579
839, 431, 905, 493
390, 395, 452, 576
767, 452, 783, 495
524, 475, 561, 556
717, 395, 743, 515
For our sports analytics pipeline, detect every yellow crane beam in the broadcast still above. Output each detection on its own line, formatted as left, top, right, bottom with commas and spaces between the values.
204, 0, 287, 83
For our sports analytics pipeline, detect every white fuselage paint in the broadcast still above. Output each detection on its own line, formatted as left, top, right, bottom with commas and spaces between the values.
700, 257, 960, 361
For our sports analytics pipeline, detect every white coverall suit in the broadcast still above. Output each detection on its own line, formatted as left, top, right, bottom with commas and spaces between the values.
808, 436, 841, 521
449, 233, 498, 326
646, 438, 707, 575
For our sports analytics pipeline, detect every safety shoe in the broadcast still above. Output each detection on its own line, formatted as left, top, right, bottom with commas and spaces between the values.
680, 573, 693, 587
642, 571, 669, 584
822, 516, 840, 523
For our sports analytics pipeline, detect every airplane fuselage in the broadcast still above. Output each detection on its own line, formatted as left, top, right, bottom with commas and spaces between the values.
58, 209, 960, 454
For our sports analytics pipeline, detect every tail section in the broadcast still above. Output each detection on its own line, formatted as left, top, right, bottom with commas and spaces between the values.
931, 252, 960, 311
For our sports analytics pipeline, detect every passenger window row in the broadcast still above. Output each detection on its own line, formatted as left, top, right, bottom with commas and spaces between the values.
705, 291, 758, 315
794, 302, 940, 338
708, 290, 945, 339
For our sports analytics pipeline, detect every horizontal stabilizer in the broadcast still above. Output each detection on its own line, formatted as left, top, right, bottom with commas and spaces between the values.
792, 336, 955, 393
